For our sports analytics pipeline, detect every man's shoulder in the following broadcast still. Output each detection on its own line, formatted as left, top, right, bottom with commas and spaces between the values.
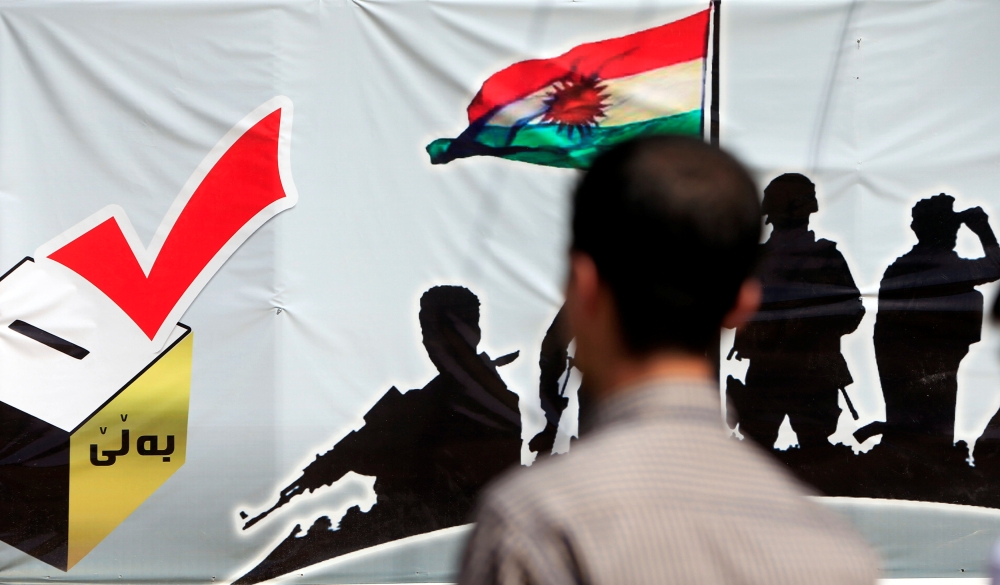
481, 418, 802, 522
478, 425, 648, 522
481, 434, 609, 512
483, 418, 875, 537
472, 422, 880, 584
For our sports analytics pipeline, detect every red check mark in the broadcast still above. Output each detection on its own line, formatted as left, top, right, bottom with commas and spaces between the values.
44, 99, 296, 342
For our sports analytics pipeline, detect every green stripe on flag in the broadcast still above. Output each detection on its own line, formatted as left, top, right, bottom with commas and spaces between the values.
427, 110, 702, 169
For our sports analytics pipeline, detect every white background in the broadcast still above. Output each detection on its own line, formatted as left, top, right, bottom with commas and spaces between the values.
1, 0, 999, 581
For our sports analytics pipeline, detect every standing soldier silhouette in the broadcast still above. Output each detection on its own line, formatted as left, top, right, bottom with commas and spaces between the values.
860, 194, 1000, 459
729, 174, 865, 456
528, 307, 573, 456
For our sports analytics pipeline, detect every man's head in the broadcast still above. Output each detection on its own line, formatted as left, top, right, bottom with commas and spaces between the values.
762, 173, 818, 229
419, 285, 482, 373
566, 136, 761, 389
911, 193, 960, 249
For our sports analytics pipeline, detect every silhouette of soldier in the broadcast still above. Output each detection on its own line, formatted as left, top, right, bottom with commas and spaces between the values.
860, 195, 1000, 456
235, 285, 522, 585
972, 281, 1000, 481
528, 307, 575, 456
729, 174, 864, 455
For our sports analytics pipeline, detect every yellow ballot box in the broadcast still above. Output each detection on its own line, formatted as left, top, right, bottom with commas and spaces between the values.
67, 329, 191, 569
0, 259, 193, 570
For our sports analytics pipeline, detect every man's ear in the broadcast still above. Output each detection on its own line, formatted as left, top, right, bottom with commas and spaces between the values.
566, 252, 601, 315
722, 279, 761, 329
565, 252, 605, 348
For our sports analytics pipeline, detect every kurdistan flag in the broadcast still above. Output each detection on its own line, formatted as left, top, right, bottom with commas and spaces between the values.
427, 7, 713, 169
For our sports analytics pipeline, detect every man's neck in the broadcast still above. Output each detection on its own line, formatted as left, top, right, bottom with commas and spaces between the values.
771, 224, 813, 240
591, 351, 713, 403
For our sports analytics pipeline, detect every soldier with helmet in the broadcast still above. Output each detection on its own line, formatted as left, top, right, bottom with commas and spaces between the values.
729, 173, 865, 456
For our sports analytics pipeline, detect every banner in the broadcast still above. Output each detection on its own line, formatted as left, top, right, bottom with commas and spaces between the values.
0, 0, 999, 582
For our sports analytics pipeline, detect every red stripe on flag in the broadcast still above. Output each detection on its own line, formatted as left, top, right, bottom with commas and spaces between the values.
467, 9, 710, 124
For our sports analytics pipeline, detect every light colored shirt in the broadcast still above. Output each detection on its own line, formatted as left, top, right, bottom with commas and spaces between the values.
458, 378, 880, 585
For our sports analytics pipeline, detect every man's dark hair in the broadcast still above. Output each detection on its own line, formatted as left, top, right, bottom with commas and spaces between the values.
571, 135, 761, 355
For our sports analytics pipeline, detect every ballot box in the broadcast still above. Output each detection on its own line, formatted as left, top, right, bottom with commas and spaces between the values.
0, 258, 193, 570
0, 96, 295, 572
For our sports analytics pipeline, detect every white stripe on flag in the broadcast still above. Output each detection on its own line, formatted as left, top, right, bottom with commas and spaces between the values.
487, 58, 705, 129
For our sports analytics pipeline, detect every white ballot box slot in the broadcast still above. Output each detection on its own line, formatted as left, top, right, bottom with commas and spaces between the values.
0, 258, 185, 433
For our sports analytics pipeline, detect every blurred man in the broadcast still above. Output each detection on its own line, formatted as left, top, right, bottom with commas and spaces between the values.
458, 136, 879, 584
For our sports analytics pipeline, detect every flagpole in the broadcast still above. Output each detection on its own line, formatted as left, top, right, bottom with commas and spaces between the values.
709, 0, 723, 384
710, 0, 721, 147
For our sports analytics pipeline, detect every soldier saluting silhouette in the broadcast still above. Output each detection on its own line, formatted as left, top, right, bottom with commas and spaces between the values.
858, 195, 1000, 458
729, 174, 864, 457
235, 285, 522, 585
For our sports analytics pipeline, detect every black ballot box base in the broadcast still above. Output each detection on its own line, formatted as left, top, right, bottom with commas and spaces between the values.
0, 400, 70, 570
